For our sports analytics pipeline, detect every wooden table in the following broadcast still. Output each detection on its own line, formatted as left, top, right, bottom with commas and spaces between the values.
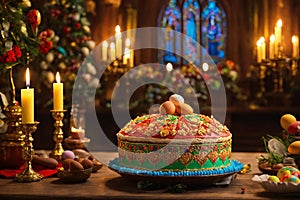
0, 152, 297, 199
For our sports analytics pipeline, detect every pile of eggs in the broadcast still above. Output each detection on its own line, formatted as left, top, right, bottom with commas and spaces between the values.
269, 166, 300, 183
280, 114, 300, 155
159, 94, 193, 115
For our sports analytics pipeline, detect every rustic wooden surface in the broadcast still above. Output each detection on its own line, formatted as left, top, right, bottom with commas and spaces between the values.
0, 152, 298, 199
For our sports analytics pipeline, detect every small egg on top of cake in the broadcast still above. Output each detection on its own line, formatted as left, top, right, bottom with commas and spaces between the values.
159, 101, 176, 114
169, 94, 184, 106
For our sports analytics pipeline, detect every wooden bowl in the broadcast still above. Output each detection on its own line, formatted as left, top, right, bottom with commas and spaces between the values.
58, 167, 92, 183
258, 163, 279, 175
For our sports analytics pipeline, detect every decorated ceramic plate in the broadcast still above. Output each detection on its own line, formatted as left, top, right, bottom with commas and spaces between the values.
109, 158, 244, 186
252, 174, 300, 193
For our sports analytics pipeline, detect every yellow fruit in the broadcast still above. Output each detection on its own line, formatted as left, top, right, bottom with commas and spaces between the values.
280, 114, 297, 131
288, 141, 300, 155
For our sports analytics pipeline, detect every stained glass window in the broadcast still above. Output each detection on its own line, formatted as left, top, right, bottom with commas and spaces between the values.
159, 0, 227, 64
160, 0, 181, 64
201, 0, 226, 63
183, 0, 200, 64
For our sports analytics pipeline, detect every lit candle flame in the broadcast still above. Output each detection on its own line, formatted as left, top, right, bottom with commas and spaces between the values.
276, 19, 282, 27
256, 40, 262, 47
202, 63, 209, 72
270, 34, 275, 42
259, 37, 265, 43
166, 63, 173, 72
125, 38, 130, 47
292, 35, 298, 44
56, 72, 61, 83
25, 67, 30, 88
103, 41, 108, 48
115, 25, 120, 33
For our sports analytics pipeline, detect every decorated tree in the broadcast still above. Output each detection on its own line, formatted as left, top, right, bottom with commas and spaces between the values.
0, 0, 40, 71
35, 0, 99, 109
0, 0, 41, 106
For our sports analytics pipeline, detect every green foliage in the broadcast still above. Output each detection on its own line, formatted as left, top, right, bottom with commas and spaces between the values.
0, 0, 39, 71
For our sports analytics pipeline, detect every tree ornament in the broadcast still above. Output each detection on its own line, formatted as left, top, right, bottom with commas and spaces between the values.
27, 9, 41, 32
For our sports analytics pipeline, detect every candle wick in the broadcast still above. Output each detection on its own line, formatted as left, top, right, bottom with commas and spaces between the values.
26, 85, 29, 89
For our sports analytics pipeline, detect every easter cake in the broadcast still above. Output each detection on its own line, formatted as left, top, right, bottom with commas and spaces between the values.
116, 94, 233, 171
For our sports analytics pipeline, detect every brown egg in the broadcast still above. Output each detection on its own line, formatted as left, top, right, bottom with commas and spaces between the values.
32, 155, 58, 169
176, 103, 193, 115
70, 160, 84, 171
62, 159, 74, 170
159, 101, 176, 115
80, 158, 94, 169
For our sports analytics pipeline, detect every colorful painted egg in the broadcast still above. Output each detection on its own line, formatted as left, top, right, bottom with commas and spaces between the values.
62, 150, 75, 160
280, 114, 297, 131
268, 175, 280, 183
276, 166, 299, 179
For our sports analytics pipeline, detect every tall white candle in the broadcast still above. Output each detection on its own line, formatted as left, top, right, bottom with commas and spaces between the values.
102, 41, 108, 61
274, 19, 282, 56
256, 40, 262, 63
260, 37, 266, 60
269, 34, 275, 59
110, 42, 116, 61
292, 36, 299, 58
53, 72, 63, 110
21, 68, 34, 123
115, 25, 122, 58
123, 47, 130, 65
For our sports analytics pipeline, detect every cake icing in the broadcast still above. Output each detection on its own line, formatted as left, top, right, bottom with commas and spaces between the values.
117, 113, 232, 171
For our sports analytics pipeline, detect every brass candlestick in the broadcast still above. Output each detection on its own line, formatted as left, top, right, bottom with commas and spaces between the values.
15, 122, 42, 182
49, 110, 67, 161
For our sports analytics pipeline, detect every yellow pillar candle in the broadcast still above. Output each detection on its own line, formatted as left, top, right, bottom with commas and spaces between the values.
21, 68, 34, 123
109, 42, 116, 62
129, 49, 134, 67
256, 40, 262, 63
274, 19, 282, 56
269, 34, 275, 59
53, 72, 63, 110
102, 41, 108, 61
115, 25, 122, 58
259, 37, 266, 60
292, 36, 299, 58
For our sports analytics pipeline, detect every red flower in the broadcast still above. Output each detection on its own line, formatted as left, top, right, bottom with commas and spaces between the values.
13, 46, 22, 58
5, 50, 17, 63
27, 9, 41, 30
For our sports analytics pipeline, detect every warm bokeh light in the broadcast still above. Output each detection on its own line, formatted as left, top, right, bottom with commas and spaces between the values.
270, 34, 275, 42
276, 19, 282, 27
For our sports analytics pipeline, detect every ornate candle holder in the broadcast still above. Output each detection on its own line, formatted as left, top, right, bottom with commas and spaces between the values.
15, 122, 42, 182
49, 110, 67, 161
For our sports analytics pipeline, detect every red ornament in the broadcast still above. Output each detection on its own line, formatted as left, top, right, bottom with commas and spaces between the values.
74, 22, 81, 30
63, 26, 71, 34
27, 9, 41, 30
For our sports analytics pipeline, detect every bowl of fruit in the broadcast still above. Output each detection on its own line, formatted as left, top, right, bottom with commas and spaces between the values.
258, 114, 300, 175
